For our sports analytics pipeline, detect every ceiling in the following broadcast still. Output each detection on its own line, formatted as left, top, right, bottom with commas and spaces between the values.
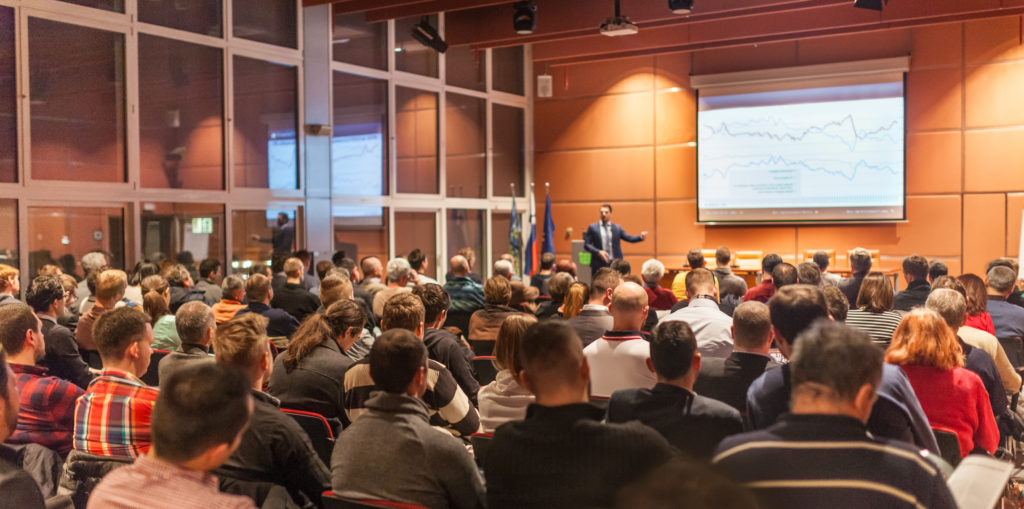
311, 0, 1024, 66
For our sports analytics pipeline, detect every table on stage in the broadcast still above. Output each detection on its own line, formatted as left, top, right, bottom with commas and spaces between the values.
659, 267, 902, 292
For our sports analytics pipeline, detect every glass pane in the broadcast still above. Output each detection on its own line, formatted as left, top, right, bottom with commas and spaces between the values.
395, 211, 437, 282
233, 0, 297, 48
447, 209, 484, 277
395, 15, 438, 77
492, 104, 525, 197
446, 45, 485, 91
231, 208, 297, 272
396, 87, 438, 194
491, 211, 516, 277
28, 206, 125, 278
140, 203, 224, 269
333, 205, 388, 264
0, 200, 17, 268
139, 35, 223, 190
29, 18, 125, 182
0, 8, 15, 183
332, 72, 387, 197
139, 0, 222, 37
493, 46, 524, 95
56, 0, 124, 13
233, 56, 298, 189
445, 93, 485, 198
332, 10, 386, 70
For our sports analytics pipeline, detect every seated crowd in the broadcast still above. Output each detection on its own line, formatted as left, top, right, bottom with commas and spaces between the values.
0, 245, 1022, 509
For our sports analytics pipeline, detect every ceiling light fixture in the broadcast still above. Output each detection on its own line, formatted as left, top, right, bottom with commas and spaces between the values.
668, 0, 694, 14
513, 1, 537, 35
600, 0, 638, 37
411, 16, 448, 53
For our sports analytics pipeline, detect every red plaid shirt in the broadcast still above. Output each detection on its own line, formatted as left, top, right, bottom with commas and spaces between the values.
74, 369, 159, 459
6, 363, 84, 455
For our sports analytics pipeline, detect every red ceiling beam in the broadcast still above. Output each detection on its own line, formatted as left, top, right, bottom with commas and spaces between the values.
306, 0, 430, 11
365, 0, 513, 22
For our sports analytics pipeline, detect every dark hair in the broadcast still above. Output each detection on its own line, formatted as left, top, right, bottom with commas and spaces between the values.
152, 363, 252, 463
518, 320, 583, 388
822, 285, 849, 322
94, 307, 151, 361
26, 275, 65, 313
141, 275, 171, 325
0, 303, 39, 355
408, 249, 426, 271
316, 260, 334, 281
609, 259, 631, 276
769, 285, 829, 344
369, 329, 427, 393
812, 251, 830, 271
902, 254, 928, 281
796, 262, 821, 286
130, 262, 160, 287
540, 252, 556, 270
245, 274, 271, 303
928, 260, 948, 281
987, 258, 1017, 275
791, 320, 883, 402
686, 249, 705, 269
650, 321, 697, 380
175, 251, 195, 268
331, 251, 346, 266
930, 275, 965, 297
270, 252, 289, 274
715, 246, 731, 266
601, 204, 613, 212
771, 263, 798, 289
855, 272, 893, 312
382, 292, 425, 332
591, 268, 622, 300
761, 253, 783, 273
283, 300, 365, 372
957, 274, 988, 315
199, 259, 221, 279
0, 350, 8, 404
987, 266, 1017, 293
248, 264, 269, 278
411, 283, 450, 323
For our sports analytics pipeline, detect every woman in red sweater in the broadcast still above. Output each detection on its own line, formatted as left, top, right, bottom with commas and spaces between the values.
958, 274, 996, 335
886, 309, 998, 458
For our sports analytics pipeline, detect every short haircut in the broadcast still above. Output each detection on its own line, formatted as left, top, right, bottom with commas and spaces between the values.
316, 260, 334, 281
369, 329, 427, 394
294, 250, 312, 264
517, 320, 584, 389
494, 259, 514, 279
381, 292, 424, 332
715, 246, 731, 266
926, 288, 967, 330
771, 263, 797, 289
855, 272, 894, 312
761, 253, 783, 274
886, 309, 963, 371
94, 307, 151, 361
791, 320, 883, 402
987, 266, 1017, 293
175, 301, 214, 345
591, 268, 623, 300
283, 257, 304, 278
411, 283, 449, 323
601, 204, 613, 212
957, 274, 989, 315
494, 314, 537, 377
928, 260, 949, 281
318, 275, 353, 309
326, 267, 351, 281
175, 251, 195, 268
248, 264, 269, 278
0, 303, 39, 355
641, 259, 665, 285
152, 363, 252, 463
198, 259, 221, 279
245, 274, 271, 303
822, 285, 849, 322
96, 270, 128, 302
82, 251, 108, 274
483, 276, 512, 305
37, 264, 61, 277
796, 262, 821, 286
163, 264, 190, 286
0, 264, 17, 292
385, 257, 412, 283
686, 249, 705, 269
0, 350, 8, 404
769, 285, 829, 344
650, 321, 697, 380
849, 248, 873, 274
685, 267, 715, 296
214, 314, 269, 371
408, 249, 426, 271
221, 275, 245, 298
540, 252, 555, 270
930, 275, 965, 297
902, 254, 928, 281
987, 257, 1017, 274
812, 251, 830, 271
609, 259, 631, 276
731, 301, 771, 349
26, 275, 65, 313
547, 272, 574, 301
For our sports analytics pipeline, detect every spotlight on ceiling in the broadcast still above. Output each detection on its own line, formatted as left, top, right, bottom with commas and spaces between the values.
853, 0, 883, 10
513, 1, 537, 35
411, 16, 448, 53
668, 0, 694, 14
600, 0, 638, 37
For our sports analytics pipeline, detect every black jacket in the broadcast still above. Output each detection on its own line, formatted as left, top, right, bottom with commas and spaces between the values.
168, 285, 208, 314
39, 316, 95, 389
423, 328, 478, 405
236, 303, 301, 338
694, 351, 779, 415
271, 282, 321, 324
892, 280, 931, 312
268, 338, 353, 423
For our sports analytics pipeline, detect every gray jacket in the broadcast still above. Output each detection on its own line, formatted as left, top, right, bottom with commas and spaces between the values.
567, 307, 614, 348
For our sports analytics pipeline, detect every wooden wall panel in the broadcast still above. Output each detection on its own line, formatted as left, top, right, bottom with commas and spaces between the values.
963, 193, 1007, 275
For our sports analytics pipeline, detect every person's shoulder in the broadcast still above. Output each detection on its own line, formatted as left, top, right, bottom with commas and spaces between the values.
692, 394, 742, 420
748, 364, 785, 395
598, 418, 673, 451
609, 387, 647, 404
698, 355, 727, 374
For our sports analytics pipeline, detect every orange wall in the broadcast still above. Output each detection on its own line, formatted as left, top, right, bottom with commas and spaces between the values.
534, 18, 1024, 277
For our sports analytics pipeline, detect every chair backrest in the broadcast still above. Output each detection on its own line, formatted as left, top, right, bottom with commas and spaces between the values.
322, 491, 429, 509
701, 249, 717, 267
998, 336, 1024, 368
847, 249, 881, 269
139, 350, 171, 387
804, 249, 836, 264
470, 432, 493, 469
472, 356, 498, 386
443, 310, 474, 337
469, 339, 494, 356
282, 409, 335, 466
60, 450, 134, 509
932, 428, 961, 467
734, 251, 763, 271
589, 395, 610, 411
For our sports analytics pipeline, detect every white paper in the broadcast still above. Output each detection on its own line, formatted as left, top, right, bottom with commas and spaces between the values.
946, 455, 1013, 509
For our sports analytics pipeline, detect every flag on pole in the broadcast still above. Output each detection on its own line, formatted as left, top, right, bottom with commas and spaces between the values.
508, 189, 522, 277
542, 184, 555, 255
523, 183, 538, 276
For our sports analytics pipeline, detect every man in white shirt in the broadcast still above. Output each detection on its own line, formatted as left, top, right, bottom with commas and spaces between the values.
660, 268, 733, 359
584, 282, 656, 397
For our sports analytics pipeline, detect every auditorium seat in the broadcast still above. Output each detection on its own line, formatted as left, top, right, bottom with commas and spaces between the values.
468, 339, 494, 356
59, 450, 133, 509
472, 356, 498, 386
321, 491, 429, 509
470, 432, 493, 469
589, 395, 610, 411
139, 349, 171, 387
735, 251, 763, 271
932, 429, 961, 467
804, 249, 835, 263
443, 310, 474, 338
998, 336, 1024, 368
282, 408, 336, 466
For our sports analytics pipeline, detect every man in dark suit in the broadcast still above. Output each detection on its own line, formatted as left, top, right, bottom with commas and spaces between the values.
583, 204, 646, 277
608, 320, 742, 460
893, 254, 930, 312
839, 247, 872, 306
693, 300, 777, 415
567, 268, 621, 347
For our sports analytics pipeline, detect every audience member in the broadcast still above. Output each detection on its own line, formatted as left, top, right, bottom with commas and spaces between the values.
959, 273, 997, 335
554, 257, 577, 278
87, 364, 257, 509
986, 265, 1024, 340
125, 262, 157, 307
713, 246, 749, 300
270, 257, 321, 324
839, 247, 873, 305
164, 264, 207, 313
315, 260, 334, 283
331, 329, 485, 508
715, 320, 955, 509
493, 258, 519, 283
234, 274, 300, 338
411, 284, 478, 403
531, 252, 556, 295
485, 321, 672, 509
771, 262, 797, 290
194, 259, 223, 303
584, 282, 656, 397
743, 253, 783, 303
561, 282, 587, 319
0, 303, 83, 456
268, 252, 289, 294
821, 284, 849, 321
371, 258, 413, 319
795, 261, 821, 286
27, 276, 93, 389
0, 264, 19, 306
74, 307, 158, 458
478, 314, 537, 432
608, 321, 742, 459
443, 255, 486, 318
746, 285, 939, 453
893, 254, 930, 311
812, 250, 842, 286
641, 259, 677, 311
886, 308, 998, 457
142, 275, 179, 351
693, 301, 777, 414
343, 293, 480, 437
567, 269, 621, 348
535, 272, 572, 320
293, 250, 320, 293
212, 275, 247, 324
670, 249, 707, 300
408, 248, 437, 285
57, 274, 80, 333
928, 259, 949, 283
614, 459, 759, 509
212, 314, 330, 507
660, 268, 733, 358
76, 269, 128, 367
78, 271, 98, 316
451, 247, 484, 284
0, 349, 56, 509
76, 251, 107, 305
468, 276, 522, 341
609, 258, 631, 277
845, 272, 903, 347
157, 301, 215, 385
318, 275, 375, 362
357, 256, 386, 301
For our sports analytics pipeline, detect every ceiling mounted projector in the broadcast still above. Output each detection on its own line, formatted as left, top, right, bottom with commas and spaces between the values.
600, 0, 638, 37
853, 0, 883, 10
668, 0, 694, 14
411, 16, 448, 53
513, 1, 537, 35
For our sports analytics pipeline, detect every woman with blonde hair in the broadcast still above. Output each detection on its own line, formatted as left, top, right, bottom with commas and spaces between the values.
885, 308, 998, 458
844, 272, 903, 347
560, 282, 588, 320
477, 314, 538, 432
141, 274, 178, 350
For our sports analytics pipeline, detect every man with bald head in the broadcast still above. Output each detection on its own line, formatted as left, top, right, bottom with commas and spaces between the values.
443, 255, 485, 315
583, 282, 656, 397
660, 268, 734, 358
358, 256, 386, 302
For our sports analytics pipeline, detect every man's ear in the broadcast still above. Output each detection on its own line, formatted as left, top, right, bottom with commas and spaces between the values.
853, 383, 877, 422
415, 321, 424, 338
438, 309, 448, 324
730, 325, 736, 339
691, 352, 701, 373
126, 341, 140, 360
518, 370, 534, 394
603, 288, 613, 306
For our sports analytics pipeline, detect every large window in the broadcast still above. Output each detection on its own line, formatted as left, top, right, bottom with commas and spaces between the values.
232, 0, 297, 48
395, 211, 437, 280
395, 15, 438, 77
139, 0, 222, 37
0, 200, 16, 268
493, 46, 525, 95
233, 56, 299, 189
493, 104, 525, 197
447, 46, 485, 92
396, 87, 438, 194
140, 203, 224, 268
332, 11, 387, 70
29, 18, 125, 183
446, 93, 486, 198
447, 209, 484, 275
333, 72, 388, 197
0, 8, 15, 183
334, 206, 388, 264
231, 208, 297, 272
27, 206, 125, 277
